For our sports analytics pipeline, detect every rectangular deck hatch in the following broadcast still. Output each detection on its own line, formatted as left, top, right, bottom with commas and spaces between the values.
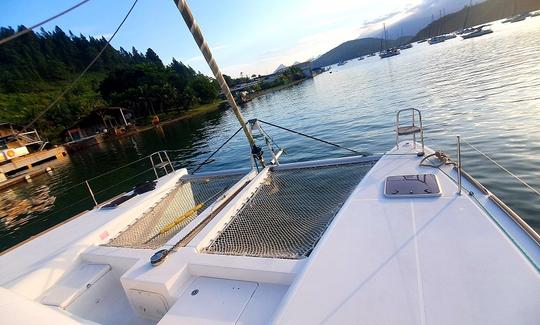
384, 174, 441, 197
205, 160, 377, 259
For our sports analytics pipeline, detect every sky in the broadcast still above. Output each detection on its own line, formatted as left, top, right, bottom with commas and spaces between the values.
0, 0, 464, 77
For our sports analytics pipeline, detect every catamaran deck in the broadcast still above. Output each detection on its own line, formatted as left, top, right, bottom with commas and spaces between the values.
274, 142, 540, 324
0, 141, 538, 324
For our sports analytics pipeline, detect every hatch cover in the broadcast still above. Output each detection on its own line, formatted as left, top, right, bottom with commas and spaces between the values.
384, 174, 441, 197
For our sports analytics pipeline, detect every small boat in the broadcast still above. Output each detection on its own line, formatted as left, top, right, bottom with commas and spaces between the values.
379, 48, 400, 58
399, 43, 413, 50
462, 28, 493, 39
357, 56, 364, 61
337, 61, 346, 66
503, 13, 528, 23
428, 35, 446, 45
417, 39, 428, 43
367, 53, 376, 57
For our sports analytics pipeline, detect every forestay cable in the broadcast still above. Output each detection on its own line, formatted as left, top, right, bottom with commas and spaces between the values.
258, 119, 369, 156
462, 138, 540, 197
0, 0, 92, 46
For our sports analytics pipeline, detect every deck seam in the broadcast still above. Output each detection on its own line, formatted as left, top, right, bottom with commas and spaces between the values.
411, 201, 427, 325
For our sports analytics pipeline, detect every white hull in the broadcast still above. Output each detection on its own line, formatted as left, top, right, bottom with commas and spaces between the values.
1, 142, 539, 324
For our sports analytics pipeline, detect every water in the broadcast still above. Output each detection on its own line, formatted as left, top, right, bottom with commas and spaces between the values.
1, 18, 540, 252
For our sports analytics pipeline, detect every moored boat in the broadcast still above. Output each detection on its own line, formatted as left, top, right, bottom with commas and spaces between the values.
462, 27, 493, 39
379, 47, 400, 58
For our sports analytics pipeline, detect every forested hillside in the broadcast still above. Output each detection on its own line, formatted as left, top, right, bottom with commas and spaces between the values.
0, 26, 219, 142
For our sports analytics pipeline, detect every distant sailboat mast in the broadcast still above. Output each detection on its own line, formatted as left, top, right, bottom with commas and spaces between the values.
383, 23, 387, 50
429, 14, 434, 38
463, 0, 473, 30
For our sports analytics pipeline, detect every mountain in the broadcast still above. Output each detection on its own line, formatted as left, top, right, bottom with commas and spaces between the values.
413, 0, 540, 40
311, 36, 412, 68
360, 0, 473, 40
273, 64, 287, 74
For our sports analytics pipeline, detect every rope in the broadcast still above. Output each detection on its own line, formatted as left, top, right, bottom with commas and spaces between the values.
192, 127, 243, 174
18, 0, 139, 133
258, 120, 369, 156
0, 0, 92, 46
173, 0, 258, 155
462, 138, 540, 197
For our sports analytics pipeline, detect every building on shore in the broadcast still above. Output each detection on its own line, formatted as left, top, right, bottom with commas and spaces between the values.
226, 61, 315, 103
62, 107, 134, 151
64, 107, 134, 142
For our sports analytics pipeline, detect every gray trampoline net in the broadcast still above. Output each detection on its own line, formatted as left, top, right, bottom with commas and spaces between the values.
103, 172, 246, 249
205, 161, 376, 259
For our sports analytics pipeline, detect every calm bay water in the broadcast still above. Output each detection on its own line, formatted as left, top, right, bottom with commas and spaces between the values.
1, 18, 540, 252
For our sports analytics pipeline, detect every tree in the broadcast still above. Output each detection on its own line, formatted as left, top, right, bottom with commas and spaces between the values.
145, 48, 163, 68
189, 75, 218, 104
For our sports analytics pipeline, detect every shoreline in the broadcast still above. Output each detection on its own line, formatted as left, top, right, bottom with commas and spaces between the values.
134, 100, 226, 134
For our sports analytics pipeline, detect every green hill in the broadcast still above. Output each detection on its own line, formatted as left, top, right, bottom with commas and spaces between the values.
312, 36, 412, 68
413, 0, 540, 40
0, 26, 219, 142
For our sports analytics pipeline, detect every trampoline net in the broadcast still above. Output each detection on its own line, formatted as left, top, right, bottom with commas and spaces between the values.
204, 161, 376, 259
103, 172, 246, 249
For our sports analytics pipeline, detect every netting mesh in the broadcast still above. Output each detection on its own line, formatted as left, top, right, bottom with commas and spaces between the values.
205, 161, 376, 259
103, 172, 245, 249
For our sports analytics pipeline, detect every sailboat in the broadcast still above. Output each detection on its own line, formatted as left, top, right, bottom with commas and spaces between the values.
1, 0, 539, 324
379, 23, 401, 58
503, 0, 529, 23
461, 26, 493, 39
398, 27, 413, 50
428, 13, 446, 45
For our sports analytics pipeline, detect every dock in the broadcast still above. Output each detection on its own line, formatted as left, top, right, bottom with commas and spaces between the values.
0, 146, 68, 186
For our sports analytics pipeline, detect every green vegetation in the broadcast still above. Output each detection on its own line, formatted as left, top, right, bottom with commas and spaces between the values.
0, 26, 224, 142
261, 66, 305, 90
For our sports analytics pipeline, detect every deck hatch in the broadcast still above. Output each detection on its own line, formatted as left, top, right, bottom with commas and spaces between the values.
205, 161, 376, 259
384, 174, 441, 197
103, 172, 246, 249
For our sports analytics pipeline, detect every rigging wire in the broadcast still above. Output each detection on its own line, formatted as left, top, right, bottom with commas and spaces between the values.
18, 0, 139, 134
462, 138, 540, 197
192, 127, 243, 174
0, 0, 92, 46
258, 120, 370, 156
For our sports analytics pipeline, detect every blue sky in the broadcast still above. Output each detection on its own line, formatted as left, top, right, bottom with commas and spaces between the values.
1, 0, 452, 76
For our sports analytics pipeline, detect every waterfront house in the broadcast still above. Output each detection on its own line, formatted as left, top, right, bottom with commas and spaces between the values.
63, 107, 134, 142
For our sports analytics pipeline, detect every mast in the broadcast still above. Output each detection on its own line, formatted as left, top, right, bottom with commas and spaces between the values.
463, 0, 472, 30
383, 23, 387, 50
172, 0, 264, 165
430, 14, 434, 38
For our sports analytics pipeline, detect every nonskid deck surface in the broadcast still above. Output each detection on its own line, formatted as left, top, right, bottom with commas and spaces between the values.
205, 161, 376, 259
273, 143, 540, 324
103, 172, 245, 249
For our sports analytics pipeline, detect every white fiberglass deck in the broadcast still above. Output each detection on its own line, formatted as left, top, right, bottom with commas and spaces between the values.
0, 142, 538, 325
274, 142, 540, 324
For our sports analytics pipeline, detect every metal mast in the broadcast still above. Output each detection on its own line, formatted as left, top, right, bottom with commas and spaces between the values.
172, 0, 264, 166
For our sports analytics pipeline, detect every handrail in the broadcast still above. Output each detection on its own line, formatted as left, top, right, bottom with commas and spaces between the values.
43, 150, 180, 208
